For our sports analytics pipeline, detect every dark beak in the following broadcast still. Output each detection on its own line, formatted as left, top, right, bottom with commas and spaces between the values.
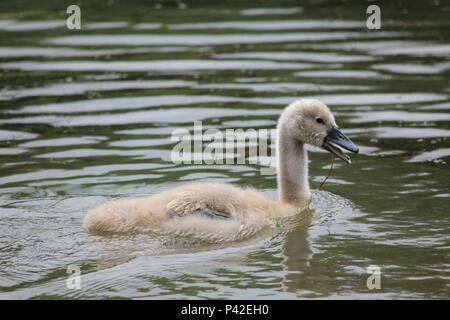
322, 126, 359, 164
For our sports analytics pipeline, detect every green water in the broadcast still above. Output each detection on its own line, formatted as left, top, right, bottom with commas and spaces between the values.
0, 0, 449, 299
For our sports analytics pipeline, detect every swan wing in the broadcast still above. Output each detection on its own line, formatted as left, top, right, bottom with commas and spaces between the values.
165, 190, 233, 220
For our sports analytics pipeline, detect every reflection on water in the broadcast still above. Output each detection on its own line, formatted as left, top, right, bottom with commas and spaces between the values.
0, 1, 449, 299
166, 20, 364, 30
44, 31, 403, 46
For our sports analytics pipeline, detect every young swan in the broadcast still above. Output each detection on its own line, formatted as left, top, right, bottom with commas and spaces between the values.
84, 99, 358, 242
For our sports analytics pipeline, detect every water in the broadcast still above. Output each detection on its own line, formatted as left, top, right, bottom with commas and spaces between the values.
0, 1, 449, 299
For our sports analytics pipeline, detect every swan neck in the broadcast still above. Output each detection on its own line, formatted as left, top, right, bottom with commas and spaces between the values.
277, 128, 311, 206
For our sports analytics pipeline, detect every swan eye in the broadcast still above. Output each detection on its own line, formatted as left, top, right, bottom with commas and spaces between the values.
316, 118, 325, 124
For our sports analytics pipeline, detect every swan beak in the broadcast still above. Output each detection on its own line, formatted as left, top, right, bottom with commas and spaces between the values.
322, 126, 359, 164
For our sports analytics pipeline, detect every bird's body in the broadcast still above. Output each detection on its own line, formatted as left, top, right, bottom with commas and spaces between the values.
84, 99, 358, 242
84, 182, 300, 242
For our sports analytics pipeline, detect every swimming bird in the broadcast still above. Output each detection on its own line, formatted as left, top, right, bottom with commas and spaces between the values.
84, 99, 358, 242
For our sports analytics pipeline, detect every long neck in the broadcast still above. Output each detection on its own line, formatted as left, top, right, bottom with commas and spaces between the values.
276, 126, 311, 206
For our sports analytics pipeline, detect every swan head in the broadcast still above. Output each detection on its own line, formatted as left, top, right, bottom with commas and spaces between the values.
279, 98, 359, 164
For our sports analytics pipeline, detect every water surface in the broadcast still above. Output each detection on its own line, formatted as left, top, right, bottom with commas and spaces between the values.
0, 1, 449, 299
